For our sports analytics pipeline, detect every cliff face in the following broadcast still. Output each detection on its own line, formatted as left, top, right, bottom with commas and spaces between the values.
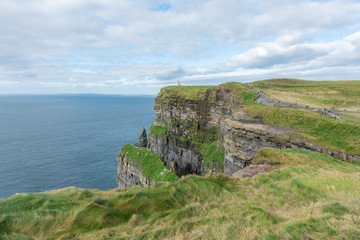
148, 85, 241, 176
147, 84, 265, 176
116, 144, 177, 189
116, 152, 151, 188
118, 83, 360, 188
147, 83, 360, 178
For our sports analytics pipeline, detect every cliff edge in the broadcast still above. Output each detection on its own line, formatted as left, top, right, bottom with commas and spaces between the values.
118, 81, 360, 188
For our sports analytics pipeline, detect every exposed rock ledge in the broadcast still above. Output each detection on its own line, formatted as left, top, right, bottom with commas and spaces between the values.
117, 83, 360, 189
116, 151, 152, 189
224, 119, 360, 175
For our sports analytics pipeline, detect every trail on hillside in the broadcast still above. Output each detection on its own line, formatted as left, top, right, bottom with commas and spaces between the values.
244, 83, 341, 119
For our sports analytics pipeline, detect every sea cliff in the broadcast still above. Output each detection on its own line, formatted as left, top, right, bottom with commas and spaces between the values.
117, 82, 360, 188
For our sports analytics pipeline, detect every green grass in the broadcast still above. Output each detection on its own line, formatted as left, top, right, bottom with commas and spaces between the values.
216, 81, 360, 155
199, 141, 225, 167
221, 82, 258, 105
119, 144, 177, 183
2, 149, 360, 239
245, 100, 360, 155
251, 78, 360, 109
149, 125, 168, 135
156, 86, 216, 103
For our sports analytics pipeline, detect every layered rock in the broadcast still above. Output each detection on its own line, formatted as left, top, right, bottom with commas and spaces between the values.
223, 119, 360, 174
148, 83, 360, 177
118, 83, 360, 189
148, 132, 204, 176
116, 144, 177, 189
117, 152, 151, 188
148, 85, 237, 176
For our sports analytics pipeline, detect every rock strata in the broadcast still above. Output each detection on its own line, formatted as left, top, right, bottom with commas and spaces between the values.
118, 83, 360, 188
223, 119, 360, 174
116, 152, 151, 189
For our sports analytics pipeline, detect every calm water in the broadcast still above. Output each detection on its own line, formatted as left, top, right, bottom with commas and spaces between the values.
0, 95, 155, 198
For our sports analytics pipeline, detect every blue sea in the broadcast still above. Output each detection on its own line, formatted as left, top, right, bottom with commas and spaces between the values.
0, 95, 155, 199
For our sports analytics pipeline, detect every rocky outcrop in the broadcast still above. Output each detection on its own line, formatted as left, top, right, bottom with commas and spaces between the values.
223, 120, 360, 174
148, 133, 203, 176
118, 82, 359, 189
148, 83, 360, 178
116, 152, 151, 189
148, 85, 239, 176
139, 127, 148, 147
116, 144, 177, 189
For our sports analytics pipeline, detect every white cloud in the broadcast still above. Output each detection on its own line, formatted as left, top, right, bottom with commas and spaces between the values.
0, 0, 360, 94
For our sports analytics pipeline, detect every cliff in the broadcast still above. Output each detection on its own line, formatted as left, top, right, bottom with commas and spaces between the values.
116, 144, 177, 188
148, 84, 238, 176
4, 80, 360, 239
118, 81, 360, 188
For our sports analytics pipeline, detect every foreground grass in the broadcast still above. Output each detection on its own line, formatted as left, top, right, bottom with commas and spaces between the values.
2, 149, 360, 239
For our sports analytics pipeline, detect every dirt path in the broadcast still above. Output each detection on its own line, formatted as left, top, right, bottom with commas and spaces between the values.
245, 83, 341, 119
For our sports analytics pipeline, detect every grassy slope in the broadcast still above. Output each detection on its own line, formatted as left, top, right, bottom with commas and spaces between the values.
118, 144, 177, 183
223, 81, 360, 155
251, 78, 360, 109
1, 149, 360, 239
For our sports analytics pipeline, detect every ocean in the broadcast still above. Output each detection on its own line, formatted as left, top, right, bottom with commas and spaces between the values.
0, 95, 155, 199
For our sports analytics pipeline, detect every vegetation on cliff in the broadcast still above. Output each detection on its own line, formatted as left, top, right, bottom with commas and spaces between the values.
156, 86, 217, 104
199, 141, 225, 167
118, 144, 177, 183
216, 80, 360, 155
149, 125, 168, 135
151, 85, 227, 171
2, 149, 360, 239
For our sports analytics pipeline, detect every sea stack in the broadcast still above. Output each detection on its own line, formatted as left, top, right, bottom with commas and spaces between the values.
139, 127, 148, 147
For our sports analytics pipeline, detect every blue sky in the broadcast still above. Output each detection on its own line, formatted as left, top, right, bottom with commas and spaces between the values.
1, 0, 360, 95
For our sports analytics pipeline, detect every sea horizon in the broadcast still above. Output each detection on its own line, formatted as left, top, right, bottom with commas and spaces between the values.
0, 95, 155, 199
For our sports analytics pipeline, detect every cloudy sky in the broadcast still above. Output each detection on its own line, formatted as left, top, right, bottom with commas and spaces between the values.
1, 0, 360, 95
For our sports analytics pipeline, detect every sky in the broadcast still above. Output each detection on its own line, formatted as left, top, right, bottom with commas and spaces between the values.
1, 0, 360, 95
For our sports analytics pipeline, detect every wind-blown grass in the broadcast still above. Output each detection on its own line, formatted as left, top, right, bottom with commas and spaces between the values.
2, 149, 360, 239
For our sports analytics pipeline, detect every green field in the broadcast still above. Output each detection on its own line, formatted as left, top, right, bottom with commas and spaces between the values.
1, 149, 360, 239
222, 81, 360, 155
251, 78, 360, 110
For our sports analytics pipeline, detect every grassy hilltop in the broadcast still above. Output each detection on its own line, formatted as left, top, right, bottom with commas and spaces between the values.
251, 79, 360, 122
1, 79, 360, 239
